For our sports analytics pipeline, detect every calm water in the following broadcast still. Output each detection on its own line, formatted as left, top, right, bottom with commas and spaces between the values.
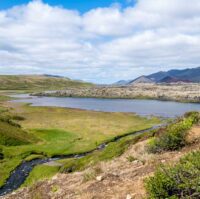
11, 94, 200, 118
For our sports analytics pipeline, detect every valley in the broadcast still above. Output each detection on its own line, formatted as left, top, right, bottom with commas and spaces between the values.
0, 97, 161, 196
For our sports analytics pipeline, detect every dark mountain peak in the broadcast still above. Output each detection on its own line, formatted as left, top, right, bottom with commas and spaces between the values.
158, 76, 191, 83
148, 67, 200, 83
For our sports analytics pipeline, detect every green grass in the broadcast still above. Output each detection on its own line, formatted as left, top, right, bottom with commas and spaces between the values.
22, 165, 60, 187
0, 75, 93, 91
32, 129, 77, 143
24, 154, 45, 162
0, 120, 35, 146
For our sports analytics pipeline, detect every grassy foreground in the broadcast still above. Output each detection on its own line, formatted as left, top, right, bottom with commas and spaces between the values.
24, 112, 200, 188
0, 100, 161, 188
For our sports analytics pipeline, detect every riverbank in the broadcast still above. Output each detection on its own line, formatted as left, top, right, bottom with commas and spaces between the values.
33, 83, 200, 103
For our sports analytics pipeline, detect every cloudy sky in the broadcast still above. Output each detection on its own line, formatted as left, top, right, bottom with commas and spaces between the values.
0, 0, 200, 83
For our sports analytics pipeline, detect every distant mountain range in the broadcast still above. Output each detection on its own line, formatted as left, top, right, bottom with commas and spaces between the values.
114, 67, 200, 85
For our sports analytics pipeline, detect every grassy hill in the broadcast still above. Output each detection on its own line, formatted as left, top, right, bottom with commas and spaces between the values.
0, 113, 37, 146
0, 75, 93, 91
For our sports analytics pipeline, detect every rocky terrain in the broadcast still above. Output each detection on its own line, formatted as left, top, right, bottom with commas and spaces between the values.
34, 83, 200, 103
2, 126, 200, 199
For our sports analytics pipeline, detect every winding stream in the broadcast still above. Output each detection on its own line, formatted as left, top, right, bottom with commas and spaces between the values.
0, 124, 163, 196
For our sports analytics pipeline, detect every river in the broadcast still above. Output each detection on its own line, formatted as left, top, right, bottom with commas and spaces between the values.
11, 94, 200, 118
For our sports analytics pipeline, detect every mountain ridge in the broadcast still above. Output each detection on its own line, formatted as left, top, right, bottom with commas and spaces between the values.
113, 66, 200, 85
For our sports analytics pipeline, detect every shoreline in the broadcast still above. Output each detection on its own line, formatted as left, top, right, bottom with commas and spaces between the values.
32, 83, 200, 103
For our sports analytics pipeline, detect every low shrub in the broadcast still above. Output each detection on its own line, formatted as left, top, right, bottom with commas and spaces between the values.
11, 115, 25, 121
147, 112, 199, 153
145, 151, 200, 199
0, 147, 3, 160
126, 155, 137, 162
82, 171, 96, 182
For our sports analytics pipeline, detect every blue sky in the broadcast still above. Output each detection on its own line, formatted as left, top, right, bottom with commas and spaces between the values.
0, 0, 200, 83
0, 0, 135, 12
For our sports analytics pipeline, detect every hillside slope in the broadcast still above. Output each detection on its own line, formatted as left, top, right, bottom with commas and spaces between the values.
129, 76, 154, 84
147, 67, 200, 82
4, 124, 200, 199
0, 113, 36, 146
0, 75, 93, 91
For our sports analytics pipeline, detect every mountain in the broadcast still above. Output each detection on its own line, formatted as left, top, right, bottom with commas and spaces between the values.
147, 67, 200, 83
113, 75, 155, 86
129, 76, 155, 85
0, 75, 93, 91
158, 76, 192, 83
147, 71, 169, 82
43, 74, 68, 79
113, 80, 131, 85
114, 66, 200, 85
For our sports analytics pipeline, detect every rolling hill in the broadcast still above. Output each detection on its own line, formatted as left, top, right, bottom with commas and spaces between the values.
0, 75, 93, 91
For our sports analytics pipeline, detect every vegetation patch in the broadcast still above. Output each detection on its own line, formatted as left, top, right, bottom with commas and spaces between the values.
0, 119, 36, 146
0, 95, 12, 102
59, 131, 153, 173
147, 112, 200, 153
126, 155, 137, 162
145, 150, 200, 199
24, 154, 45, 162
22, 165, 60, 187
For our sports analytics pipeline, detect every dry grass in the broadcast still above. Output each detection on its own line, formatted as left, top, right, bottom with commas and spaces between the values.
11, 103, 160, 143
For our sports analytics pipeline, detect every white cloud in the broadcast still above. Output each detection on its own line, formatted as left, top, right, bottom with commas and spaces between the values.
0, 0, 200, 83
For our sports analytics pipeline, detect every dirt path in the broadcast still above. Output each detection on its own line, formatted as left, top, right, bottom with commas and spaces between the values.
2, 126, 200, 199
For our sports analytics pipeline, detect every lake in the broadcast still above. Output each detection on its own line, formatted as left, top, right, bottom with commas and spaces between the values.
11, 94, 200, 118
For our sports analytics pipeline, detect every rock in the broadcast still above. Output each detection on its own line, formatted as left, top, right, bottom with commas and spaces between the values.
96, 176, 103, 181
133, 160, 139, 164
126, 194, 132, 199
132, 160, 143, 166
52, 175, 58, 180
161, 160, 166, 163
